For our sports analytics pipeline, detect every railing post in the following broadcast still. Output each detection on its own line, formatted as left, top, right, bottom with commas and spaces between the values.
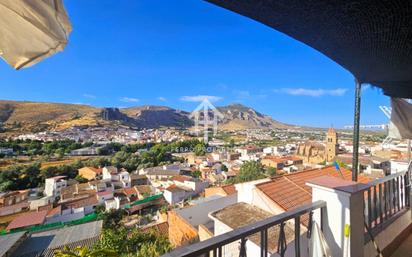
307, 176, 366, 257
352, 78, 362, 182
294, 216, 301, 257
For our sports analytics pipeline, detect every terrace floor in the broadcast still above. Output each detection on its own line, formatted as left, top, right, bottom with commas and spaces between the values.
391, 233, 412, 257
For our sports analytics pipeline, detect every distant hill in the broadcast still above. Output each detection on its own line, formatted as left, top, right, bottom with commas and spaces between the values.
216, 104, 290, 130
121, 106, 193, 128
0, 100, 292, 135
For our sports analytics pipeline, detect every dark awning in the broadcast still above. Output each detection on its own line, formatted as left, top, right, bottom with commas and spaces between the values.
205, 0, 412, 98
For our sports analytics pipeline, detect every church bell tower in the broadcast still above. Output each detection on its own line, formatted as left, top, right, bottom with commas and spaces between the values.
326, 128, 338, 162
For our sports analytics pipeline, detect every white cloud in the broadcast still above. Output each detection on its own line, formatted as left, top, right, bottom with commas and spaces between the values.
273, 88, 348, 97
83, 93, 96, 99
120, 97, 140, 103
72, 102, 91, 106
233, 90, 267, 100
180, 95, 222, 102
157, 97, 167, 102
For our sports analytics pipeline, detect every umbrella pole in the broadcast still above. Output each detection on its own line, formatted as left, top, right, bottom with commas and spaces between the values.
352, 79, 362, 181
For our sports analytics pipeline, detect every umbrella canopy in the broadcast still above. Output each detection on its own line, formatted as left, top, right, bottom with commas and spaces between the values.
205, 0, 412, 98
0, 0, 71, 69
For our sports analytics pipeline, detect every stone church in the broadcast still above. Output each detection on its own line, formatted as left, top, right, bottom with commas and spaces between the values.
297, 128, 338, 164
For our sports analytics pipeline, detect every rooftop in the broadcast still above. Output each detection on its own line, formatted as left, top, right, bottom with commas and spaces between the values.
6, 210, 47, 231
255, 166, 370, 224
166, 184, 188, 193
13, 220, 103, 257
79, 167, 102, 174
46, 176, 67, 181
141, 221, 169, 235
62, 195, 98, 209
221, 184, 236, 195
135, 185, 152, 195
211, 202, 294, 253
0, 232, 26, 257
172, 175, 194, 183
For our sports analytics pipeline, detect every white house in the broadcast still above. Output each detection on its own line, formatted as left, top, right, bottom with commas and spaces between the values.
102, 166, 131, 188
164, 185, 193, 205
105, 197, 121, 211
97, 190, 114, 204
263, 146, 279, 155
44, 176, 68, 198
172, 175, 208, 194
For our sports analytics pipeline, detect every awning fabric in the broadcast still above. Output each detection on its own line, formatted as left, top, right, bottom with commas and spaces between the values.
389, 98, 412, 140
0, 0, 71, 69
205, 0, 412, 98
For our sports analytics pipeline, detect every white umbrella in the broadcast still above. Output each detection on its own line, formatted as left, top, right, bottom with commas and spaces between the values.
0, 0, 72, 69
389, 98, 412, 140
309, 221, 332, 257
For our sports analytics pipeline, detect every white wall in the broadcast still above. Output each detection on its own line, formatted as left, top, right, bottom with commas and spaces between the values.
235, 178, 271, 205
164, 190, 188, 205
44, 178, 67, 197
45, 211, 85, 224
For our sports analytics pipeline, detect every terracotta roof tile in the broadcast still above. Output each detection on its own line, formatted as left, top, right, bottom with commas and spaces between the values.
166, 184, 187, 192
79, 167, 103, 174
123, 187, 138, 196
97, 190, 113, 197
6, 211, 47, 230
141, 221, 169, 235
256, 166, 370, 225
222, 185, 237, 195
172, 175, 193, 183
62, 195, 98, 209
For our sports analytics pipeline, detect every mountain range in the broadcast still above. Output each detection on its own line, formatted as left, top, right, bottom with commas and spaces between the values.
0, 100, 292, 135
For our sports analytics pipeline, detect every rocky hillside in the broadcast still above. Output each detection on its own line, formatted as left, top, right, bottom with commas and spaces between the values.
216, 104, 290, 129
0, 100, 290, 135
121, 106, 193, 128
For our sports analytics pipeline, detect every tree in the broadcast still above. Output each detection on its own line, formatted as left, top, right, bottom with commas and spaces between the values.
75, 175, 88, 183
98, 209, 125, 229
265, 167, 277, 177
221, 164, 228, 172
229, 139, 235, 148
55, 246, 118, 257
55, 147, 66, 159
236, 161, 266, 183
192, 170, 202, 178
94, 228, 172, 256
137, 241, 172, 257
194, 143, 206, 156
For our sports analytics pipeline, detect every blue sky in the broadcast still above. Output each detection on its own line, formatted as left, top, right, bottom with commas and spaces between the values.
0, 0, 390, 128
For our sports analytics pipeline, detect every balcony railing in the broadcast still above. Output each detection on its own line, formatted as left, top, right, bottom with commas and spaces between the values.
364, 167, 411, 236
161, 200, 326, 257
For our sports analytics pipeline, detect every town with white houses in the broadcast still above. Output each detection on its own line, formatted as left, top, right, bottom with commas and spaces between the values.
1, 126, 411, 256
1, 1, 412, 257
